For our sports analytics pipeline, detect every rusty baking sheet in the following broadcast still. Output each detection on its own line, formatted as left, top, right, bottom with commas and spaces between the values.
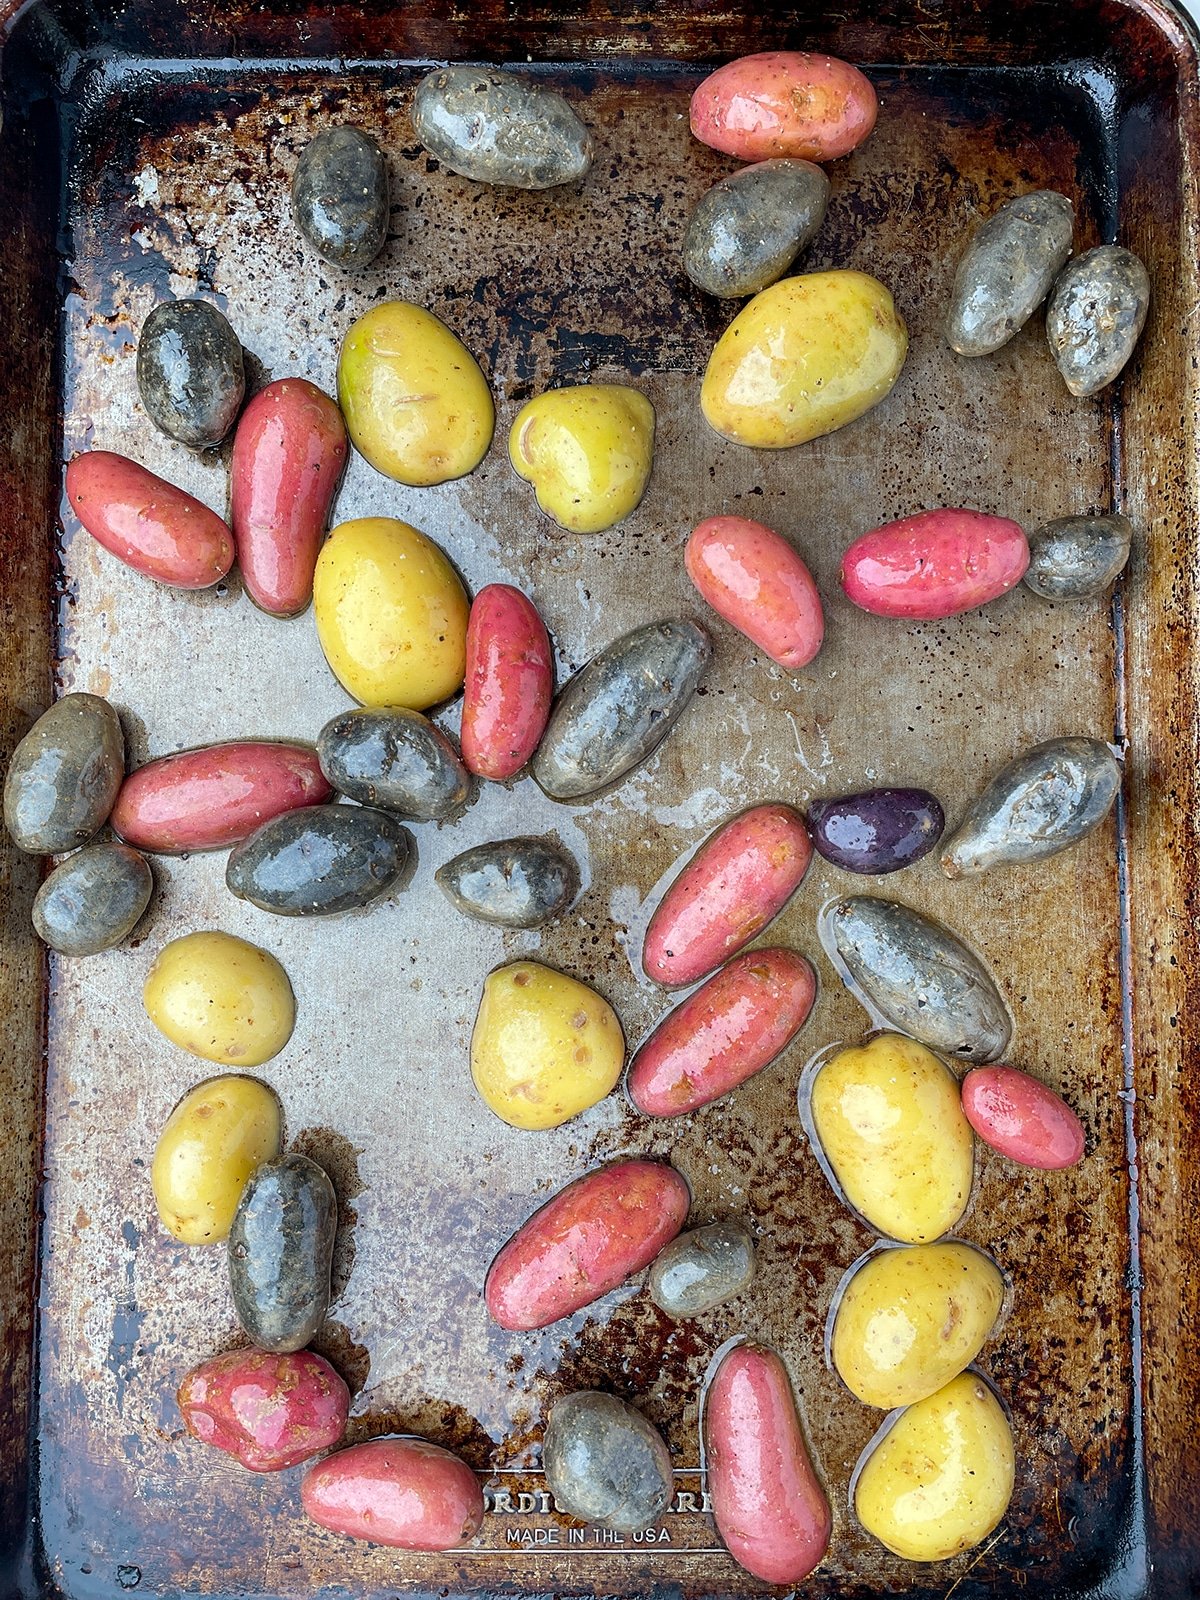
0, 2, 1197, 1597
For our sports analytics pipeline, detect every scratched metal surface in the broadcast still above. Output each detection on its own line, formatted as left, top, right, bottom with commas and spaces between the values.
37, 55, 1138, 1600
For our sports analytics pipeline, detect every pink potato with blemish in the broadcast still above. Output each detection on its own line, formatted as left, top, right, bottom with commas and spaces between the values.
690, 51, 878, 163
840, 508, 1030, 618
686, 515, 824, 670
961, 1064, 1086, 1169
302, 1436, 484, 1549
66, 450, 234, 589
177, 1348, 349, 1472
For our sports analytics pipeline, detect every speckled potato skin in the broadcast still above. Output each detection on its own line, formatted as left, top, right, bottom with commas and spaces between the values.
3, 693, 124, 854
543, 1392, 674, 1532
840, 509, 1030, 619
808, 788, 945, 875
151, 1073, 282, 1245
226, 804, 408, 916
229, 1153, 337, 1352
317, 706, 470, 820
412, 66, 593, 189
302, 1437, 484, 1549
690, 51, 877, 162
961, 1064, 1086, 1169
65, 451, 235, 589
509, 384, 655, 534
1046, 244, 1150, 396
945, 190, 1074, 356
686, 515, 824, 668
1023, 512, 1132, 598
435, 837, 579, 928
136, 299, 245, 448
143, 931, 296, 1067
683, 159, 830, 298
647, 1220, 755, 1317
827, 897, 1011, 1061
178, 1348, 350, 1472
291, 125, 389, 267
33, 842, 152, 955
460, 584, 554, 780
532, 619, 711, 801
940, 736, 1121, 877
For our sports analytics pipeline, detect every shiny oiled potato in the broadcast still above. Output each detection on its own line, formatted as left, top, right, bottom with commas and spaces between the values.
151, 1073, 282, 1244
313, 518, 468, 709
701, 271, 907, 448
854, 1373, 1015, 1561
509, 384, 654, 533
810, 1034, 973, 1242
143, 931, 295, 1067
470, 960, 624, 1129
337, 301, 494, 485
831, 1243, 1005, 1408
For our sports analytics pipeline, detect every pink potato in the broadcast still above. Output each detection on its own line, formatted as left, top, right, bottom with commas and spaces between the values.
643, 803, 812, 988
302, 1436, 484, 1550
840, 508, 1030, 619
230, 378, 348, 617
460, 583, 554, 780
704, 1342, 831, 1584
177, 1347, 349, 1472
628, 948, 816, 1117
686, 515, 824, 670
690, 51, 877, 163
485, 1160, 690, 1331
111, 740, 332, 853
961, 1064, 1085, 1169
65, 450, 234, 589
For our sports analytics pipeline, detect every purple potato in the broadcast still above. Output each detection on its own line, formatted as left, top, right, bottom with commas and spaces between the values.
1046, 245, 1150, 397
808, 788, 944, 875
1023, 513, 1132, 599
945, 190, 1074, 356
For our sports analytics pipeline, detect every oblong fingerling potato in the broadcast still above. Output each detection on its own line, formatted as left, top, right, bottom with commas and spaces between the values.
65, 451, 234, 589
840, 508, 1029, 619
686, 515, 824, 669
961, 1064, 1085, 1169
461, 584, 554, 779
302, 1437, 484, 1550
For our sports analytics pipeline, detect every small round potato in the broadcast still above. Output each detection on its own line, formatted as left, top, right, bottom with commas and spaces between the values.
470, 960, 624, 1129
509, 384, 654, 534
143, 931, 295, 1067
151, 1073, 282, 1245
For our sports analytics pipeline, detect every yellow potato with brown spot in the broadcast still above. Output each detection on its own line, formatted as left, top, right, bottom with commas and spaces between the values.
470, 960, 625, 1129
831, 1242, 1005, 1408
701, 270, 907, 448
143, 931, 295, 1067
151, 1074, 282, 1244
810, 1033, 973, 1242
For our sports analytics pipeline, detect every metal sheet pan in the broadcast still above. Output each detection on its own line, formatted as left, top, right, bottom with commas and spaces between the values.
0, 3, 1197, 1596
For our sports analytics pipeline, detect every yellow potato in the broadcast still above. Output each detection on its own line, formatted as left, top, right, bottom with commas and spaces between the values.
151, 1074, 282, 1244
508, 384, 655, 533
701, 270, 907, 448
855, 1372, 1015, 1561
143, 931, 295, 1067
337, 301, 494, 485
470, 961, 624, 1129
810, 1034, 973, 1243
313, 517, 468, 709
832, 1243, 1005, 1408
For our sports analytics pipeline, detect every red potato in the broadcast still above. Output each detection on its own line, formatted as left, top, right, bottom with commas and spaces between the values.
111, 740, 332, 853
704, 1342, 831, 1584
231, 378, 348, 617
177, 1348, 349, 1472
460, 584, 554, 779
686, 515, 824, 670
643, 803, 812, 988
628, 948, 816, 1118
485, 1159, 690, 1331
962, 1064, 1085, 1169
65, 450, 234, 589
690, 51, 877, 163
302, 1436, 484, 1550
840, 509, 1030, 619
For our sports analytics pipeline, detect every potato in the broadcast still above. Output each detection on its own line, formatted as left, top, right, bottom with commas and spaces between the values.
151, 1072, 282, 1244
4, 693, 125, 854
336, 301, 493, 485
470, 960, 624, 1129
460, 584, 554, 780
33, 842, 153, 956
226, 805, 408, 917
854, 1373, 1015, 1561
808, 788, 945, 876
701, 272, 907, 449
690, 51, 877, 163
686, 515, 824, 669
543, 1392, 673, 1532
229, 1154, 337, 1351
1046, 245, 1150, 397
509, 384, 654, 534
840, 509, 1030, 619
317, 706, 471, 820
143, 931, 296, 1067
292, 126, 389, 268
112, 740, 332, 854
312, 517, 469, 709
230, 378, 348, 617
485, 1159, 690, 1329
137, 299, 244, 449
961, 1065, 1085, 1169
178, 1348, 349, 1471
810, 1034, 973, 1243
302, 1436, 484, 1549
65, 451, 234, 589
627, 948, 816, 1117
831, 1243, 1005, 1409
413, 66, 592, 189
644, 803, 811, 987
